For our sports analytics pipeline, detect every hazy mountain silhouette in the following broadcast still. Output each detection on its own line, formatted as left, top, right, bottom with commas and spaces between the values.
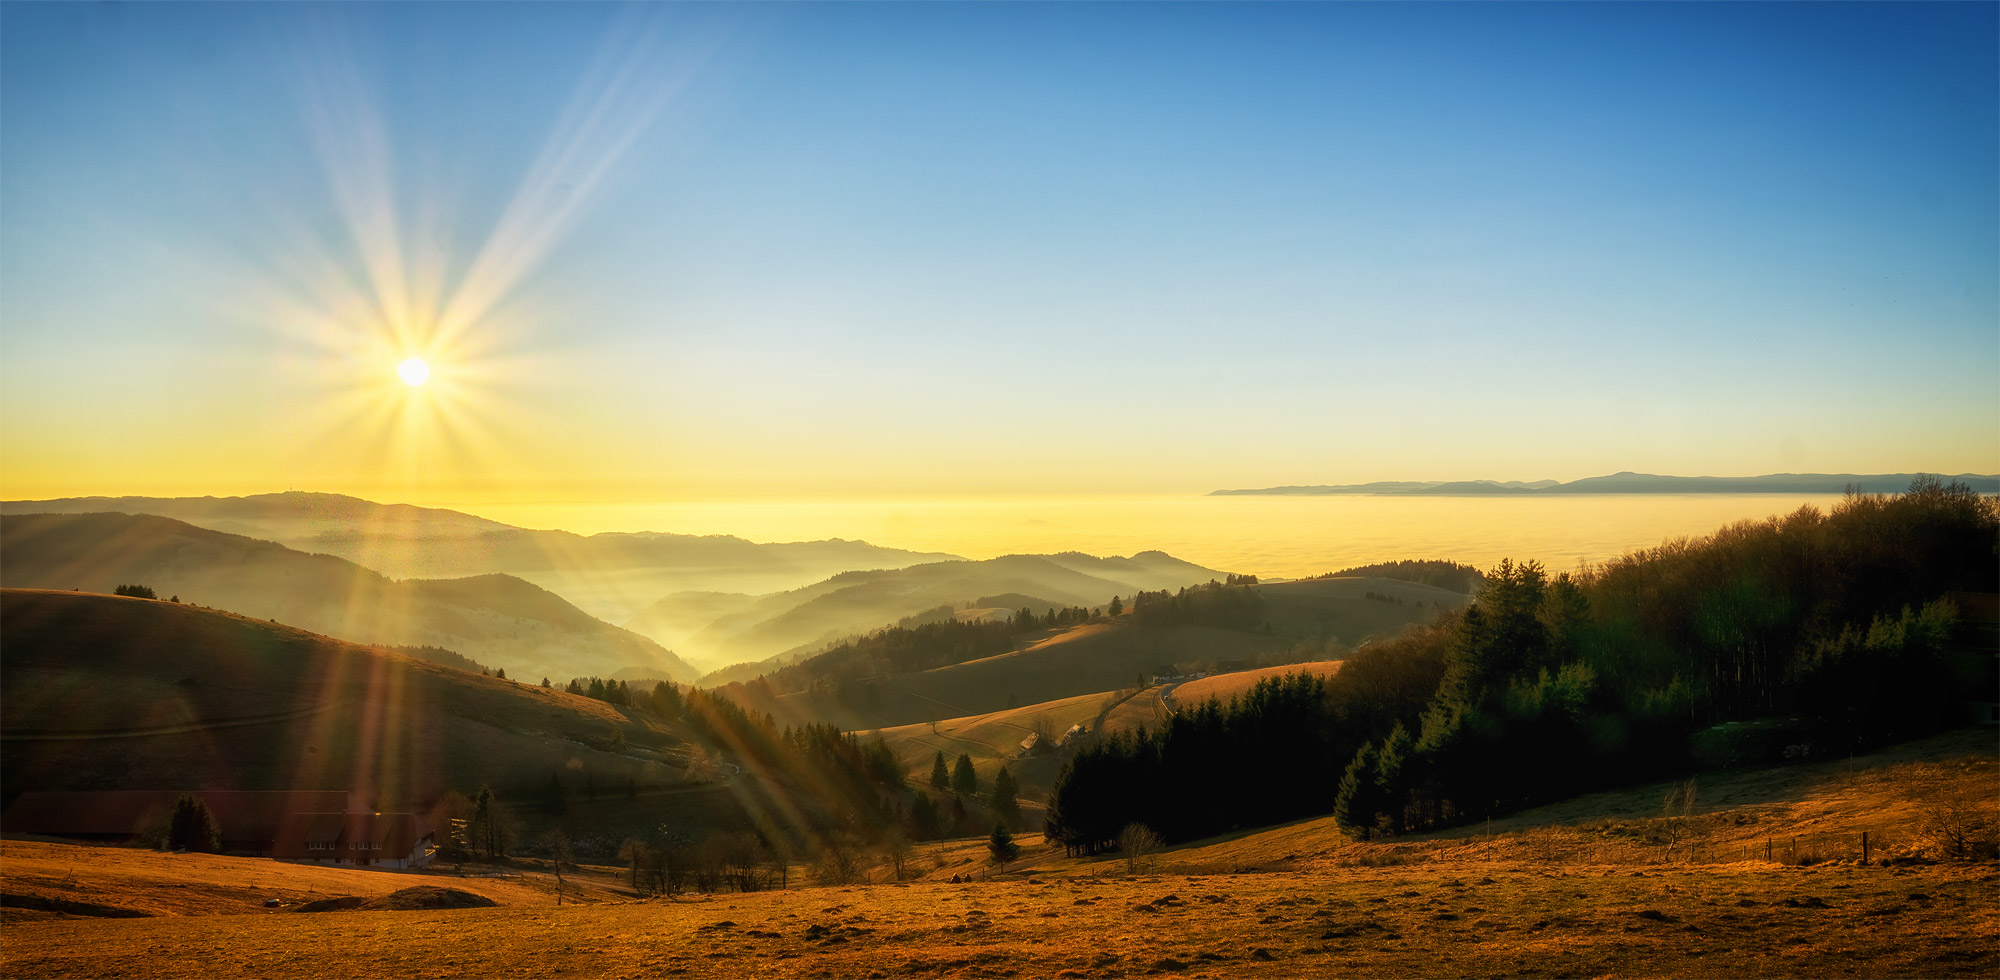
0, 513, 696, 683
631, 551, 1229, 673
0, 492, 961, 623
1212, 471, 2000, 496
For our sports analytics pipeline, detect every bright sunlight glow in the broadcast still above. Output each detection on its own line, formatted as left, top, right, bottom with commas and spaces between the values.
397, 358, 430, 387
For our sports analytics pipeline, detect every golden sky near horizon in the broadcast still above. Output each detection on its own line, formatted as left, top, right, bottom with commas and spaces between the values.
3, 4, 1995, 525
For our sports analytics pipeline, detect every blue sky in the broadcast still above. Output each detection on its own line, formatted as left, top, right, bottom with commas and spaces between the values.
2, 2, 1994, 503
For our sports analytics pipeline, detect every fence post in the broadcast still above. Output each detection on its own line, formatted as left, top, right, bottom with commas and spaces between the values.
1862, 831, 1869, 864
1766, 838, 1773, 862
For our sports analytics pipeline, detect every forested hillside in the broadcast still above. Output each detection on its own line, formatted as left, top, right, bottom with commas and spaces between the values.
1047, 479, 1999, 853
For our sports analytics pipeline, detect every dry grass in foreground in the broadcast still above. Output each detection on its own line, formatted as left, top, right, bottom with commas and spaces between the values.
2, 728, 1994, 978
3, 859, 1994, 979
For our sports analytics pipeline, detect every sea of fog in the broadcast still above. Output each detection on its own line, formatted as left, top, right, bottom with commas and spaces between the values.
465, 494, 1855, 580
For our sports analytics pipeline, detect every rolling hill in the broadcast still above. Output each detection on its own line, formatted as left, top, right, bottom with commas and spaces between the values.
0, 492, 960, 630
722, 573, 1466, 733
0, 589, 694, 810
0, 513, 696, 683
636, 550, 1231, 674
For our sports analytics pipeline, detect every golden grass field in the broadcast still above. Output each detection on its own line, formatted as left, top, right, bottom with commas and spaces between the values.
1169, 660, 1345, 708
4, 728, 1995, 978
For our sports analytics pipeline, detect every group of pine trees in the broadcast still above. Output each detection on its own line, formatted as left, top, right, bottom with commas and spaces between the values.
1044, 671, 1344, 853
1049, 479, 1998, 851
561, 675, 641, 706
1128, 580, 1265, 630
909, 749, 1021, 839
1314, 559, 1486, 594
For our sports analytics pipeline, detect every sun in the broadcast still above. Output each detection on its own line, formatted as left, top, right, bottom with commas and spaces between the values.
397, 358, 431, 387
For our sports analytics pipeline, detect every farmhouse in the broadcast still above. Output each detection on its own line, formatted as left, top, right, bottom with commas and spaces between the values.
273, 811, 434, 869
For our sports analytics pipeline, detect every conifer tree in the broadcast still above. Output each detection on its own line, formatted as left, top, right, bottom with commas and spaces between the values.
930, 750, 950, 791
1334, 743, 1380, 840
909, 792, 942, 840
470, 785, 507, 859
953, 754, 978, 798
990, 767, 1021, 828
988, 823, 1019, 864
1375, 721, 1415, 834
167, 795, 222, 852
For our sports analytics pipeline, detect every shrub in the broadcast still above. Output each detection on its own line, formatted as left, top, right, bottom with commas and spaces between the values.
811, 835, 865, 885
988, 824, 1020, 865
1913, 768, 1999, 860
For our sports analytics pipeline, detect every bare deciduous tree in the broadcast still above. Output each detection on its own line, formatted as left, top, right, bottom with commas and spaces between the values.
1118, 823, 1164, 874
1659, 778, 1700, 856
880, 830, 914, 881
1914, 769, 1999, 860
539, 829, 575, 905
812, 834, 866, 885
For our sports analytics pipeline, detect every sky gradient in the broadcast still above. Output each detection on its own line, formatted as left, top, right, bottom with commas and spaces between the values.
3, 2, 1995, 512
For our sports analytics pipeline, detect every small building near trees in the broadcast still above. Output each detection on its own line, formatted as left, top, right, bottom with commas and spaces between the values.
273, 811, 434, 869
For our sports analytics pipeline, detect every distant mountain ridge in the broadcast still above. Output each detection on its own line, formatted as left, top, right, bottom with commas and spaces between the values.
1212, 472, 2000, 496
0, 512, 698, 683
628, 550, 1232, 675
0, 492, 961, 624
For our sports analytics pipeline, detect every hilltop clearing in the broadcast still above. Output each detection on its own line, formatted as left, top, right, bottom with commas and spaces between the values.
0, 492, 958, 625
641, 551, 1228, 672
2, 728, 1992, 979
0, 513, 696, 683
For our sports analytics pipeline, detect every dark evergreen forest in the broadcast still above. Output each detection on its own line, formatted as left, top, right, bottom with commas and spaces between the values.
1045, 479, 1998, 854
